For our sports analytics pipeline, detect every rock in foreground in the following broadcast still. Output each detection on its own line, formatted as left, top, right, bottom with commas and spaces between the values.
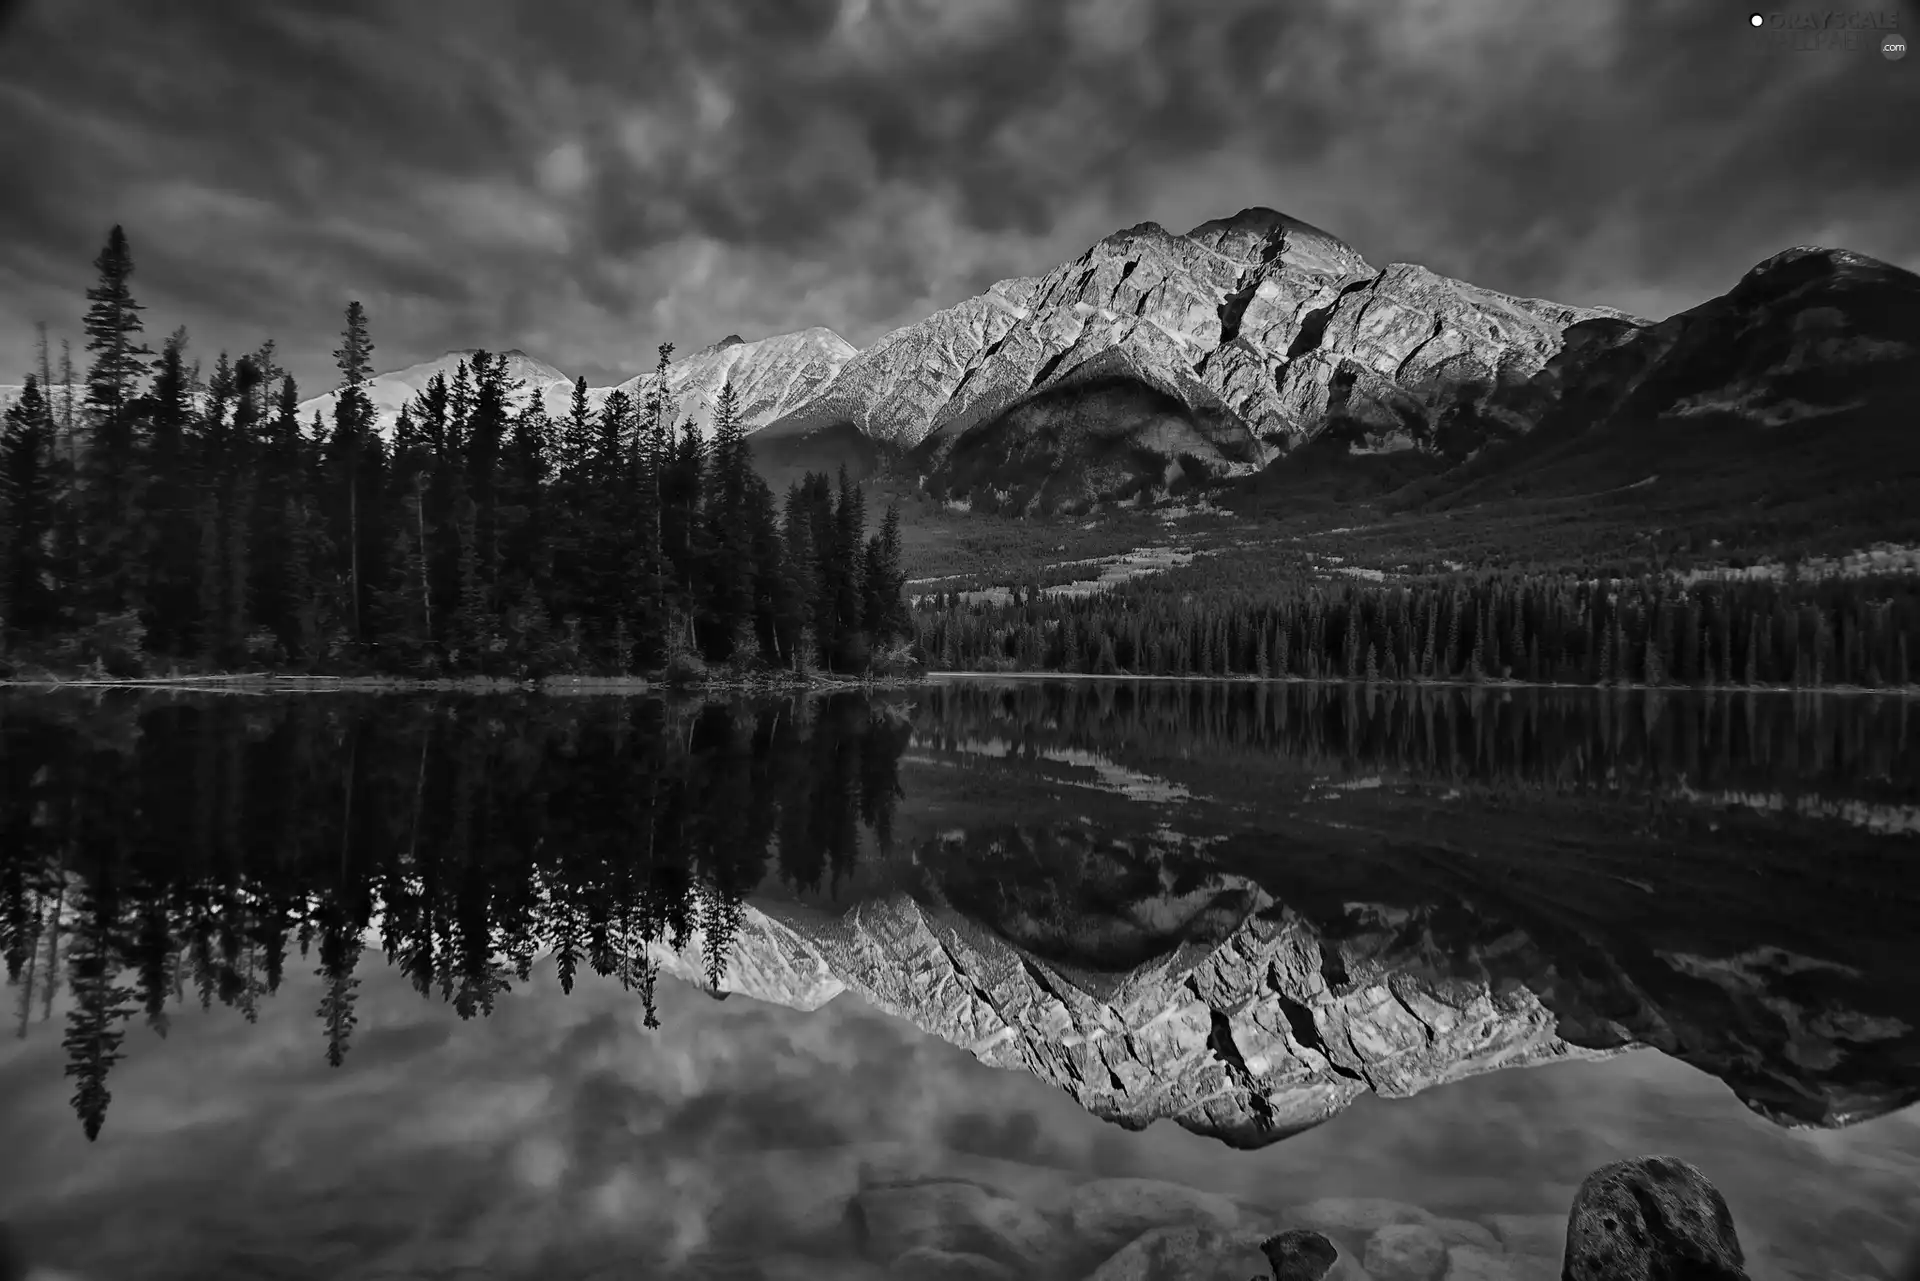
1562, 1156, 1748, 1281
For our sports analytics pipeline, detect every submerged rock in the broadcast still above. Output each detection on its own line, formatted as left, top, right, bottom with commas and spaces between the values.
1083, 1222, 1275, 1281
1362, 1223, 1447, 1281
1065, 1177, 1242, 1255
850, 1178, 1060, 1272
1259, 1228, 1342, 1281
1428, 1218, 1503, 1253
890, 1245, 1018, 1280
1443, 1244, 1517, 1281
1482, 1212, 1568, 1266
1283, 1197, 1437, 1243
1561, 1156, 1748, 1281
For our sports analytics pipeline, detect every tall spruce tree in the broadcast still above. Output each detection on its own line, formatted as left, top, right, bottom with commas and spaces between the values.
330, 302, 375, 643
1, 378, 57, 639
77, 225, 154, 622
703, 380, 754, 660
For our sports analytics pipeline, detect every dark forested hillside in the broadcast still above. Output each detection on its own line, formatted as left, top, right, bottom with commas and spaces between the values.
0, 230, 911, 679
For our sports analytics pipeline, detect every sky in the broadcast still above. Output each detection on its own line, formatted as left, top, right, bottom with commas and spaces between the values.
0, 0, 1915, 395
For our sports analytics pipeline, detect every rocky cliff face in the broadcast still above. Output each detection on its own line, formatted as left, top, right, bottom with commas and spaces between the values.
602, 326, 857, 440
756, 207, 1640, 512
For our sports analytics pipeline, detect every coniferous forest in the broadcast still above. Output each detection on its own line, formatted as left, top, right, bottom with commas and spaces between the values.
911, 571, 1920, 688
6, 227, 1915, 693
0, 227, 911, 679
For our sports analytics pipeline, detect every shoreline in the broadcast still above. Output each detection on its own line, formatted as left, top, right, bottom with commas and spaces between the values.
0, 671, 932, 695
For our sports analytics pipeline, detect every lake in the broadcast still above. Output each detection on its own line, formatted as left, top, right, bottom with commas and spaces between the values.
1, 679, 1917, 1281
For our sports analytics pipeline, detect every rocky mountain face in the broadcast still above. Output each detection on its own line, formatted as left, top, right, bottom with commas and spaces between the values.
601, 326, 857, 439
759, 207, 1642, 513
1472, 245, 1920, 442
21, 216, 1909, 517
1411, 244, 1920, 525
647, 818, 1919, 1151
749, 277, 1045, 449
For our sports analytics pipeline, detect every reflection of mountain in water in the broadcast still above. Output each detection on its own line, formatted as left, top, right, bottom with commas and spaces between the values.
3, 681, 1917, 1148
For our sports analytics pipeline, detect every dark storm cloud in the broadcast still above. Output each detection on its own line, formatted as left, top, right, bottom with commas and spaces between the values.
0, 0, 1914, 393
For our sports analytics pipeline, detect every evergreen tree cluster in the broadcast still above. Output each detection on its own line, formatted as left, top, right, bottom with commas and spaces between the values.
0, 228, 911, 676
0, 692, 911, 1139
914, 570, 1920, 690
918, 677, 1917, 809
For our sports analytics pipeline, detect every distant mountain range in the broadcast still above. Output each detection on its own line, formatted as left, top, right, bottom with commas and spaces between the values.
6, 206, 1913, 520
289, 327, 857, 441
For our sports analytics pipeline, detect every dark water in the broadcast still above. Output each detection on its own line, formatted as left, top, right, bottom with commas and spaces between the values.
1, 679, 1917, 1281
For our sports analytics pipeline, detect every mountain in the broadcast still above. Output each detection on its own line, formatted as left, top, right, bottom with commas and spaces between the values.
1458, 244, 1920, 452
759, 207, 1641, 514
603, 326, 857, 440
295, 348, 575, 436
288, 327, 857, 442
749, 277, 1046, 448
650, 805, 1920, 1150
1394, 244, 1920, 539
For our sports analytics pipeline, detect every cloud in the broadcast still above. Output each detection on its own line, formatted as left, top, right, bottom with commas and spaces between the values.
0, 0, 1912, 394
1, 947, 1918, 1279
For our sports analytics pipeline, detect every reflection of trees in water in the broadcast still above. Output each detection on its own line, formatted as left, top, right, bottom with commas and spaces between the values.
918, 679, 1920, 806
0, 693, 912, 1140
6, 681, 1915, 1142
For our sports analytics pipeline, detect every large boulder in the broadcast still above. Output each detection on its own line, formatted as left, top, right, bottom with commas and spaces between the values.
1561, 1156, 1748, 1281
1260, 1228, 1374, 1281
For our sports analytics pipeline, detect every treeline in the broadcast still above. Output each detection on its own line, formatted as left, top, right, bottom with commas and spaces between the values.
0, 226, 910, 677
913, 572, 1920, 689
0, 692, 911, 1139
916, 678, 1919, 808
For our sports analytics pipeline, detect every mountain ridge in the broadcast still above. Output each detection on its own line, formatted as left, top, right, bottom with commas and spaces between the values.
8, 208, 1910, 533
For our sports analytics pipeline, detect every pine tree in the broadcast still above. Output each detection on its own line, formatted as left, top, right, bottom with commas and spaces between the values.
780, 482, 818, 672
0, 378, 57, 638
141, 329, 200, 653
641, 344, 675, 637
81, 226, 152, 432
330, 302, 375, 643
703, 380, 754, 660
77, 225, 155, 623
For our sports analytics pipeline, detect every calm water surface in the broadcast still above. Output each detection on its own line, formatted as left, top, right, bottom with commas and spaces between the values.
1, 679, 1917, 1281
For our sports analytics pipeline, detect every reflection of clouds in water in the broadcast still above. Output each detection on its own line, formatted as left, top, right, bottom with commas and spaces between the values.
3, 955, 1919, 1279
